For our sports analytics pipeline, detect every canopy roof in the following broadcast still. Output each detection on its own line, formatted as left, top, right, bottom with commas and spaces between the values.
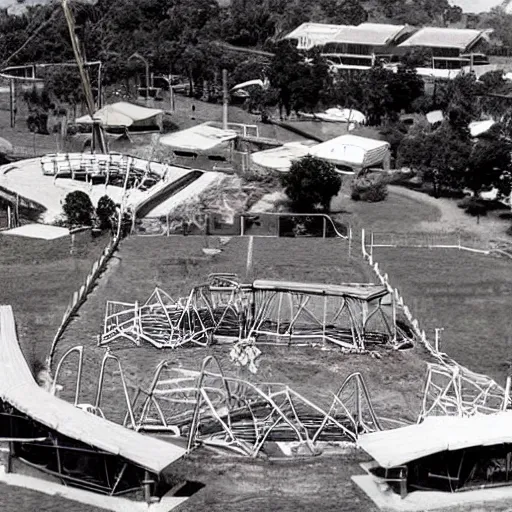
326, 23, 410, 46
159, 123, 238, 153
252, 280, 389, 301
0, 305, 185, 474
75, 102, 163, 127
302, 108, 366, 124
308, 134, 390, 169
231, 79, 264, 92
251, 141, 316, 172
398, 27, 485, 50
359, 412, 512, 469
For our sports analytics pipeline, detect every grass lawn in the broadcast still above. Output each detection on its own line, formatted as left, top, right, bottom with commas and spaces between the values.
49, 235, 432, 512
333, 187, 442, 234
0, 230, 110, 372
373, 247, 512, 385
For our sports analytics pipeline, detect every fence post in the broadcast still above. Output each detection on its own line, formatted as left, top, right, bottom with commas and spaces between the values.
370, 231, 374, 260
361, 228, 366, 256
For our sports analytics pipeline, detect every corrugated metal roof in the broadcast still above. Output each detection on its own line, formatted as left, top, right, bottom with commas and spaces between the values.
0, 306, 186, 474
326, 23, 409, 46
359, 412, 512, 469
398, 27, 484, 50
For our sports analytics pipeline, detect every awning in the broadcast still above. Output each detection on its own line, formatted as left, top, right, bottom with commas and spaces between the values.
308, 134, 390, 169
0, 306, 185, 474
359, 412, 512, 469
159, 123, 238, 153
75, 102, 163, 127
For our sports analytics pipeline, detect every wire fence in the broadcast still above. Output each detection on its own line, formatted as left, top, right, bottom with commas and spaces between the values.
367, 231, 491, 254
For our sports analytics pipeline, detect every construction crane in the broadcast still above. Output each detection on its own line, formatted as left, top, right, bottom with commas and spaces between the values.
61, 0, 107, 153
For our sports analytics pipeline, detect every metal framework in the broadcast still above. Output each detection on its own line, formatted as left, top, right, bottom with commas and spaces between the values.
126, 356, 383, 457
100, 274, 397, 352
419, 362, 510, 420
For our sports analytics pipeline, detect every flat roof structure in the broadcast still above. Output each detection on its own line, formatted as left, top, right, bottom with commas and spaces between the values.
252, 280, 389, 301
251, 141, 316, 172
358, 412, 512, 469
398, 27, 486, 50
159, 123, 238, 154
284, 22, 347, 48
0, 305, 186, 474
0, 224, 70, 240
325, 23, 412, 46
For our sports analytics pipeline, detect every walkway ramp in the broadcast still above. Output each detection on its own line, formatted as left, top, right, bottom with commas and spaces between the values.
0, 305, 185, 474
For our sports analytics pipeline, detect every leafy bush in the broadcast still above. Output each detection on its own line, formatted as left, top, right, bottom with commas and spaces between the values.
96, 195, 117, 230
351, 178, 388, 202
280, 156, 342, 212
62, 191, 95, 227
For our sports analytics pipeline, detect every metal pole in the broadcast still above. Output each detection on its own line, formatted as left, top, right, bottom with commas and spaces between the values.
9, 79, 14, 128
97, 62, 102, 109
434, 328, 444, 353
222, 68, 228, 130
169, 72, 175, 111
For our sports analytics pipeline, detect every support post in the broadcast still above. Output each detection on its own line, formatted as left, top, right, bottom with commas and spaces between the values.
503, 376, 511, 411
9, 79, 15, 128
370, 231, 374, 260
7, 204, 11, 229
246, 235, 254, 280
222, 68, 228, 130
322, 216, 326, 238
434, 327, 443, 353
240, 215, 244, 236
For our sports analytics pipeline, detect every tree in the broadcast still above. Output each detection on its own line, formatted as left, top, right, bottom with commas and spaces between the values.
96, 195, 117, 230
62, 191, 95, 227
397, 126, 472, 196
280, 156, 342, 212
466, 137, 512, 196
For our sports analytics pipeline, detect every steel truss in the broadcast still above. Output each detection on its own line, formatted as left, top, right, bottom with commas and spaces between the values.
420, 362, 509, 420
100, 274, 397, 352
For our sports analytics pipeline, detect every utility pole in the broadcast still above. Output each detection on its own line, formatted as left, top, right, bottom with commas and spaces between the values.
222, 68, 228, 130
61, 0, 106, 153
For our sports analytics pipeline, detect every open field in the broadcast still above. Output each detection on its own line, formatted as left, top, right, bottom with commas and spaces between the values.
0, 230, 110, 372
374, 247, 512, 385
